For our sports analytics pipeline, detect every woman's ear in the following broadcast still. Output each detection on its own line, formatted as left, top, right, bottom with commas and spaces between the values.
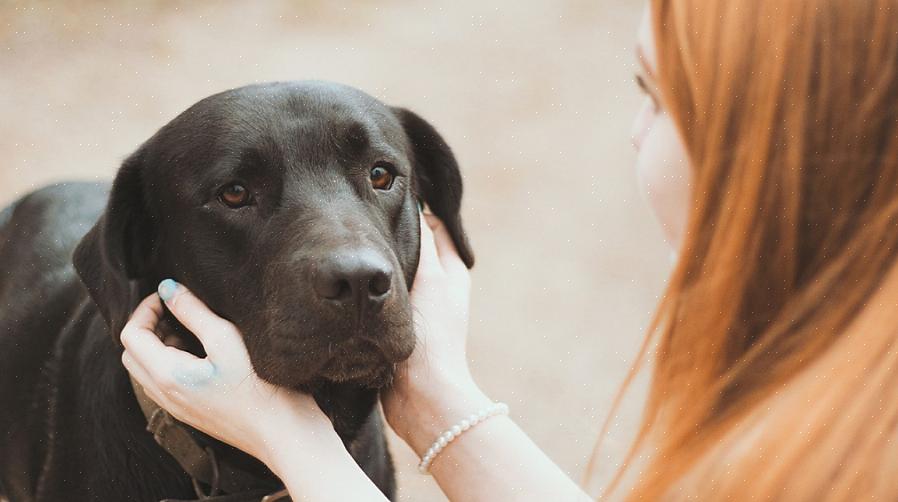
392, 107, 475, 268
73, 150, 156, 340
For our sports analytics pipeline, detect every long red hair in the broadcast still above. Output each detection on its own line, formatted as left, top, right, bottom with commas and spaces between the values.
592, 0, 898, 498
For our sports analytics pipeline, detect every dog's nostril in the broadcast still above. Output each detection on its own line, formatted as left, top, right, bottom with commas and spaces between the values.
313, 249, 394, 307
369, 270, 391, 298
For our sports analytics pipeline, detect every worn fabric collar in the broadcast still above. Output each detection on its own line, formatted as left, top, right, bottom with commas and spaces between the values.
128, 375, 289, 502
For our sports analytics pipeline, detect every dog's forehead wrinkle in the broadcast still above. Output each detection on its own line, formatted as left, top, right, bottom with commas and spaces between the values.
172, 85, 407, 187
276, 170, 348, 209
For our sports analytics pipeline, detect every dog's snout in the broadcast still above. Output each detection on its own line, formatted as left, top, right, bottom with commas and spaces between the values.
313, 249, 393, 309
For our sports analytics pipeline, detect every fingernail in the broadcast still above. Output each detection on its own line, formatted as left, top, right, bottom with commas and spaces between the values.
158, 279, 179, 302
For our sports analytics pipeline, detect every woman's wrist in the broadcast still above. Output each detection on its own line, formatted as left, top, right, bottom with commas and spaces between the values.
256, 407, 389, 501
251, 395, 343, 475
390, 369, 494, 457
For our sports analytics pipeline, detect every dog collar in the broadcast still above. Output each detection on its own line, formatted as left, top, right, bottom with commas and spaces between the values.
128, 375, 289, 502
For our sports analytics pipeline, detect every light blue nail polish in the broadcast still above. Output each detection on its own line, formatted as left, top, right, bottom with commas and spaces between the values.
158, 279, 178, 301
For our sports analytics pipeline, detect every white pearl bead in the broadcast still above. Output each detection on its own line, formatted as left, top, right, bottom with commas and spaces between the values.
418, 403, 509, 476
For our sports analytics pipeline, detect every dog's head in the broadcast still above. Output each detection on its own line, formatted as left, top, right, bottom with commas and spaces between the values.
73, 81, 473, 390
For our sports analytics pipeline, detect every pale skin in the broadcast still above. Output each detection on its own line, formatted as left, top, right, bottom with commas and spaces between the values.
121, 5, 692, 500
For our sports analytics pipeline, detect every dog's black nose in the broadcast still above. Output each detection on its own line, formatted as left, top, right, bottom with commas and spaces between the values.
313, 249, 393, 308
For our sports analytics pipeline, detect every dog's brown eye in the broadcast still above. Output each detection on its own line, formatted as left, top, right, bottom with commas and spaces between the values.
370, 165, 394, 190
219, 183, 251, 208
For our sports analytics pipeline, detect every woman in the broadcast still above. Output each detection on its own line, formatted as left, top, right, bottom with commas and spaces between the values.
121, 0, 898, 499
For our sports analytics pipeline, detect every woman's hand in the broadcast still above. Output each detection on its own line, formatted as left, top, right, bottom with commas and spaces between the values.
381, 214, 591, 502
381, 213, 493, 457
120, 281, 338, 472
402, 212, 474, 380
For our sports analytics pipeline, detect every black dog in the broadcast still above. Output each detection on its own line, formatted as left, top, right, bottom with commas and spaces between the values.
0, 81, 473, 501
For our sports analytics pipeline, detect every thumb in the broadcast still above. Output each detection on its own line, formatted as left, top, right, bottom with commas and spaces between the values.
156, 279, 244, 361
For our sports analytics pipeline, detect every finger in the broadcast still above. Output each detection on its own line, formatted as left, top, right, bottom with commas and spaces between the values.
120, 295, 166, 354
122, 349, 161, 398
122, 348, 184, 414
122, 350, 151, 385
424, 214, 467, 274
123, 349, 212, 433
121, 313, 205, 381
156, 279, 242, 359
124, 293, 165, 334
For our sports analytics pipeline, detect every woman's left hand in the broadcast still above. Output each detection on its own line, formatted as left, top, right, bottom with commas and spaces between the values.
120, 280, 336, 471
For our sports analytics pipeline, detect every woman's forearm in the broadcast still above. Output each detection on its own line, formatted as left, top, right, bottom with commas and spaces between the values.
393, 377, 592, 502
431, 415, 592, 502
257, 412, 389, 502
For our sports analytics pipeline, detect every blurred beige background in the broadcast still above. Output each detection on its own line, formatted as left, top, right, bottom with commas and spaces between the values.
0, 1, 669, 499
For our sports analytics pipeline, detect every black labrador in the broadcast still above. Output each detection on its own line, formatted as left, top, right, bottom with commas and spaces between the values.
0, 81, 473, 502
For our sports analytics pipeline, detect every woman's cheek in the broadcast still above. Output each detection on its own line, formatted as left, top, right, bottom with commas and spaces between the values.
634, 112, 692, 250
631, 98, 656, 150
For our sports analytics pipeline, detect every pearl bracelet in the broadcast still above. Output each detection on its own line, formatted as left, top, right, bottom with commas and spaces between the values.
418, 402, 510, 474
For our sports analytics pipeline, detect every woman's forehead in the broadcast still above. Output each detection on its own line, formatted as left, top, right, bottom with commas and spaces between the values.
637, 8, 658, 74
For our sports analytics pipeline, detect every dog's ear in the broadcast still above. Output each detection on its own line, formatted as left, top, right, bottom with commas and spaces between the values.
73, 150, 155, 340
393, 107, 474, 268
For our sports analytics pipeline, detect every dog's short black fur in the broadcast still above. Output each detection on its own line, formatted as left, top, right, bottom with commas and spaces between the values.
0, 81, 473, 501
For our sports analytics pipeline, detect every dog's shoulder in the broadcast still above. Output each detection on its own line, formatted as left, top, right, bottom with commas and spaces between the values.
0, 182, 110, 371
1, 182, 108, 292
1, 181, 109, 240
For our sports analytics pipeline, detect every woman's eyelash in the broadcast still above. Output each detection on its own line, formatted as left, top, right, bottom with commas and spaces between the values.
635, 75, 650, 94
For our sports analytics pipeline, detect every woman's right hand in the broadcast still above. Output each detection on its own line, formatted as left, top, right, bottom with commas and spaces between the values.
381, 212, 493, 457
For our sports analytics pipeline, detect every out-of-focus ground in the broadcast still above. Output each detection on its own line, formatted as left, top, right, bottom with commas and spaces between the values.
0, 1, 669, 499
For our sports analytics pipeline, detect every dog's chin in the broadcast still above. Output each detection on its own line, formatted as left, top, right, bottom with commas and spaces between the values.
316, 335, 406, 388
320, 361, 395, 389
261, 363, 394, 391
254, 346, 398, 391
